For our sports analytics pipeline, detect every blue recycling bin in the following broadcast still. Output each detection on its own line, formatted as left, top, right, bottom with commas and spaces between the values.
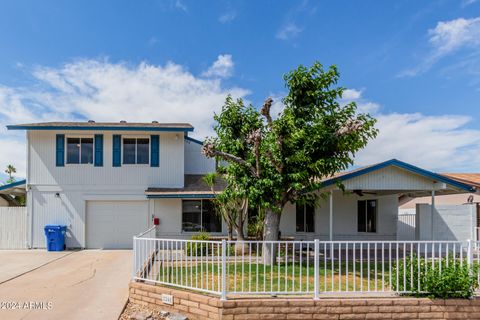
44, 225, 67, 251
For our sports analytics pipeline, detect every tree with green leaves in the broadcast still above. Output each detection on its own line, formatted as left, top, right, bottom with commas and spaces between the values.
203, 172, 249, 242
203, 62, 378, 264
5, 164, 16, 184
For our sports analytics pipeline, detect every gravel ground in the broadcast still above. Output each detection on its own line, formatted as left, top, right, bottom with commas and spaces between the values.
119, 302, 167, 320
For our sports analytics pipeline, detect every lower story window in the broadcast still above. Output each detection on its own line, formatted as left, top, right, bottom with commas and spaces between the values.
182, 200, 222, 233
296, 204, 315, 232
357, 199, 377, 233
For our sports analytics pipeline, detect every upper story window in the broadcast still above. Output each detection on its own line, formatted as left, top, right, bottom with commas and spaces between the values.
296, 203, 315, 232
123, 138, 149, 165
357, 199, 377, 233
66, 137, 94, 164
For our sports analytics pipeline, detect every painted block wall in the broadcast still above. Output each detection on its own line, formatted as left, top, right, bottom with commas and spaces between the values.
415, 204, 476, 241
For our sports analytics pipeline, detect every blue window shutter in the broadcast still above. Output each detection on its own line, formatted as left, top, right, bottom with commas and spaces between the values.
151, 135, 159, 167
94, 134, 103, 167
112, 135, 121, 167
56, 134, 65, 167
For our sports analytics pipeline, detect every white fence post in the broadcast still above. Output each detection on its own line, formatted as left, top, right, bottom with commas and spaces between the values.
221, 239, 227, 300
314, 239, 319, 300
467, 239, 473, 266
132, 236, 136, 279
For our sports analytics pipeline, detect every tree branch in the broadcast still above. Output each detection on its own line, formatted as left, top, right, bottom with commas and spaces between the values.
202, 143, 257, 176
260, 97, 285, 174
260, 97, 274, 128
246, 128, 262, 177
336, 119, 364, 137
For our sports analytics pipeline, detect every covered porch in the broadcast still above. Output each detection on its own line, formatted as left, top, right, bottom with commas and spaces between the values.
278, 159, 477, 241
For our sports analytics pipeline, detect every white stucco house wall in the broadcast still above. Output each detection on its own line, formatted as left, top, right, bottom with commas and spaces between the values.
6, 121, 478, 249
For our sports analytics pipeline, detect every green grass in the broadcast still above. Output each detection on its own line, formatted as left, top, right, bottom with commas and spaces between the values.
154, 261, 393, 293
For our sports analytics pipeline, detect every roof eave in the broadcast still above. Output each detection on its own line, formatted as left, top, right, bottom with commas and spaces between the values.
146, 194, 215, 199
320, 159, 477, 193
0, 179, 26, 192
6, 125, 194, 132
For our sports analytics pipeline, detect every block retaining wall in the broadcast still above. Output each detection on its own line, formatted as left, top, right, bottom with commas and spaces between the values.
129, 282, 480, 320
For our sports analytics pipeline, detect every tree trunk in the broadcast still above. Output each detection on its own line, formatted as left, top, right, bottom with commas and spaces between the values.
235, 211, 247, 255
227, 223, 233, 241
262, 208, 280, 265
236, 212, 245, 240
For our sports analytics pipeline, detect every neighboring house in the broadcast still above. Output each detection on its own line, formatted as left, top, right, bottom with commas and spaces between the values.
400, 173, 480, 209
0, 180, 26, 206
7, 121, 479, 249
399, 173, 480, 242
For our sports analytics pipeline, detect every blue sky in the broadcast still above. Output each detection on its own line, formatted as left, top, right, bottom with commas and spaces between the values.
1, 0, 480, 181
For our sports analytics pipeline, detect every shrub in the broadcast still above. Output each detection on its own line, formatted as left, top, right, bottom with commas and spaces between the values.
185, 233, 210, 256
392, 255, 478, 298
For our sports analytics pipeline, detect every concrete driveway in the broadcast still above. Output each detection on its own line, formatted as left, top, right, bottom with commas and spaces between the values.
0, 250, 132, 320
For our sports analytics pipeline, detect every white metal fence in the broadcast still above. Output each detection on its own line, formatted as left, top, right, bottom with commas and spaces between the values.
0, 207, 27, 249
133, 236, 480, 299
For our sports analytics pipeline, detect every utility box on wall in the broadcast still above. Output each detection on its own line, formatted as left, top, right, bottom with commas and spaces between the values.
415, 203, 477, 241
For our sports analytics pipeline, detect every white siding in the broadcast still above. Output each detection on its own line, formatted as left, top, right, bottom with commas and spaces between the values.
29, 188, 154, 248
28, 130, 184, 188
151, 192, 398, 241
184, 139, 215, 174
343, 166, 437, 190
279, 191, 398, 241
0, 207, 27, 249
27, 130, 186, 248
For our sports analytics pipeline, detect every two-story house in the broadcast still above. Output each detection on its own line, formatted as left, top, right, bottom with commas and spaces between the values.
8, 121, 221, 249
7, 121, 478, 249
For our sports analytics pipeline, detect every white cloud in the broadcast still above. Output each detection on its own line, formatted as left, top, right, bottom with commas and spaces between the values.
342, 89, 362, 100
219, 11, 236, 24
174, 0, 187, 12
276, 22, 303, 40
0, 58, 249, 177
462, 0, 477, 8
202, 54, 234, 78
340, 88, 380, 114
400, 17, 480, 77
342, 90, 480, 171
355, 113, 480, 171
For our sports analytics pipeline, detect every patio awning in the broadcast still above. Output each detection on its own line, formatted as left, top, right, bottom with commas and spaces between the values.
0, 179, 26, 196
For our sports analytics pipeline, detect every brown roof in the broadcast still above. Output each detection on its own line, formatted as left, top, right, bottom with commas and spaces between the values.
440, 173, 480, 189
146, 175, 227, 195
7, 121, 193, 130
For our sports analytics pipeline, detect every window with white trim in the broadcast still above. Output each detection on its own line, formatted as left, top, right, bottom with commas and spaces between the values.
123, 138, 149, 164
66, 137, 94, 164
357, 199, 377, 233
182, 200, 222, 232
296, 203, 315, 232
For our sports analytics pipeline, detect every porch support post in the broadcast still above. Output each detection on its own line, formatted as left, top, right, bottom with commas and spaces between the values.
431, 190, 435, 240
329, 190, 333, 241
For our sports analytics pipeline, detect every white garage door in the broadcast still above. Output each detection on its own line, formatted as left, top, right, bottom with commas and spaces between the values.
86, 201, 149, 249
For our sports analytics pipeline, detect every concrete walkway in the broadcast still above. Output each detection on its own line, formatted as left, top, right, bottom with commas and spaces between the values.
0, 250, 132, 320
